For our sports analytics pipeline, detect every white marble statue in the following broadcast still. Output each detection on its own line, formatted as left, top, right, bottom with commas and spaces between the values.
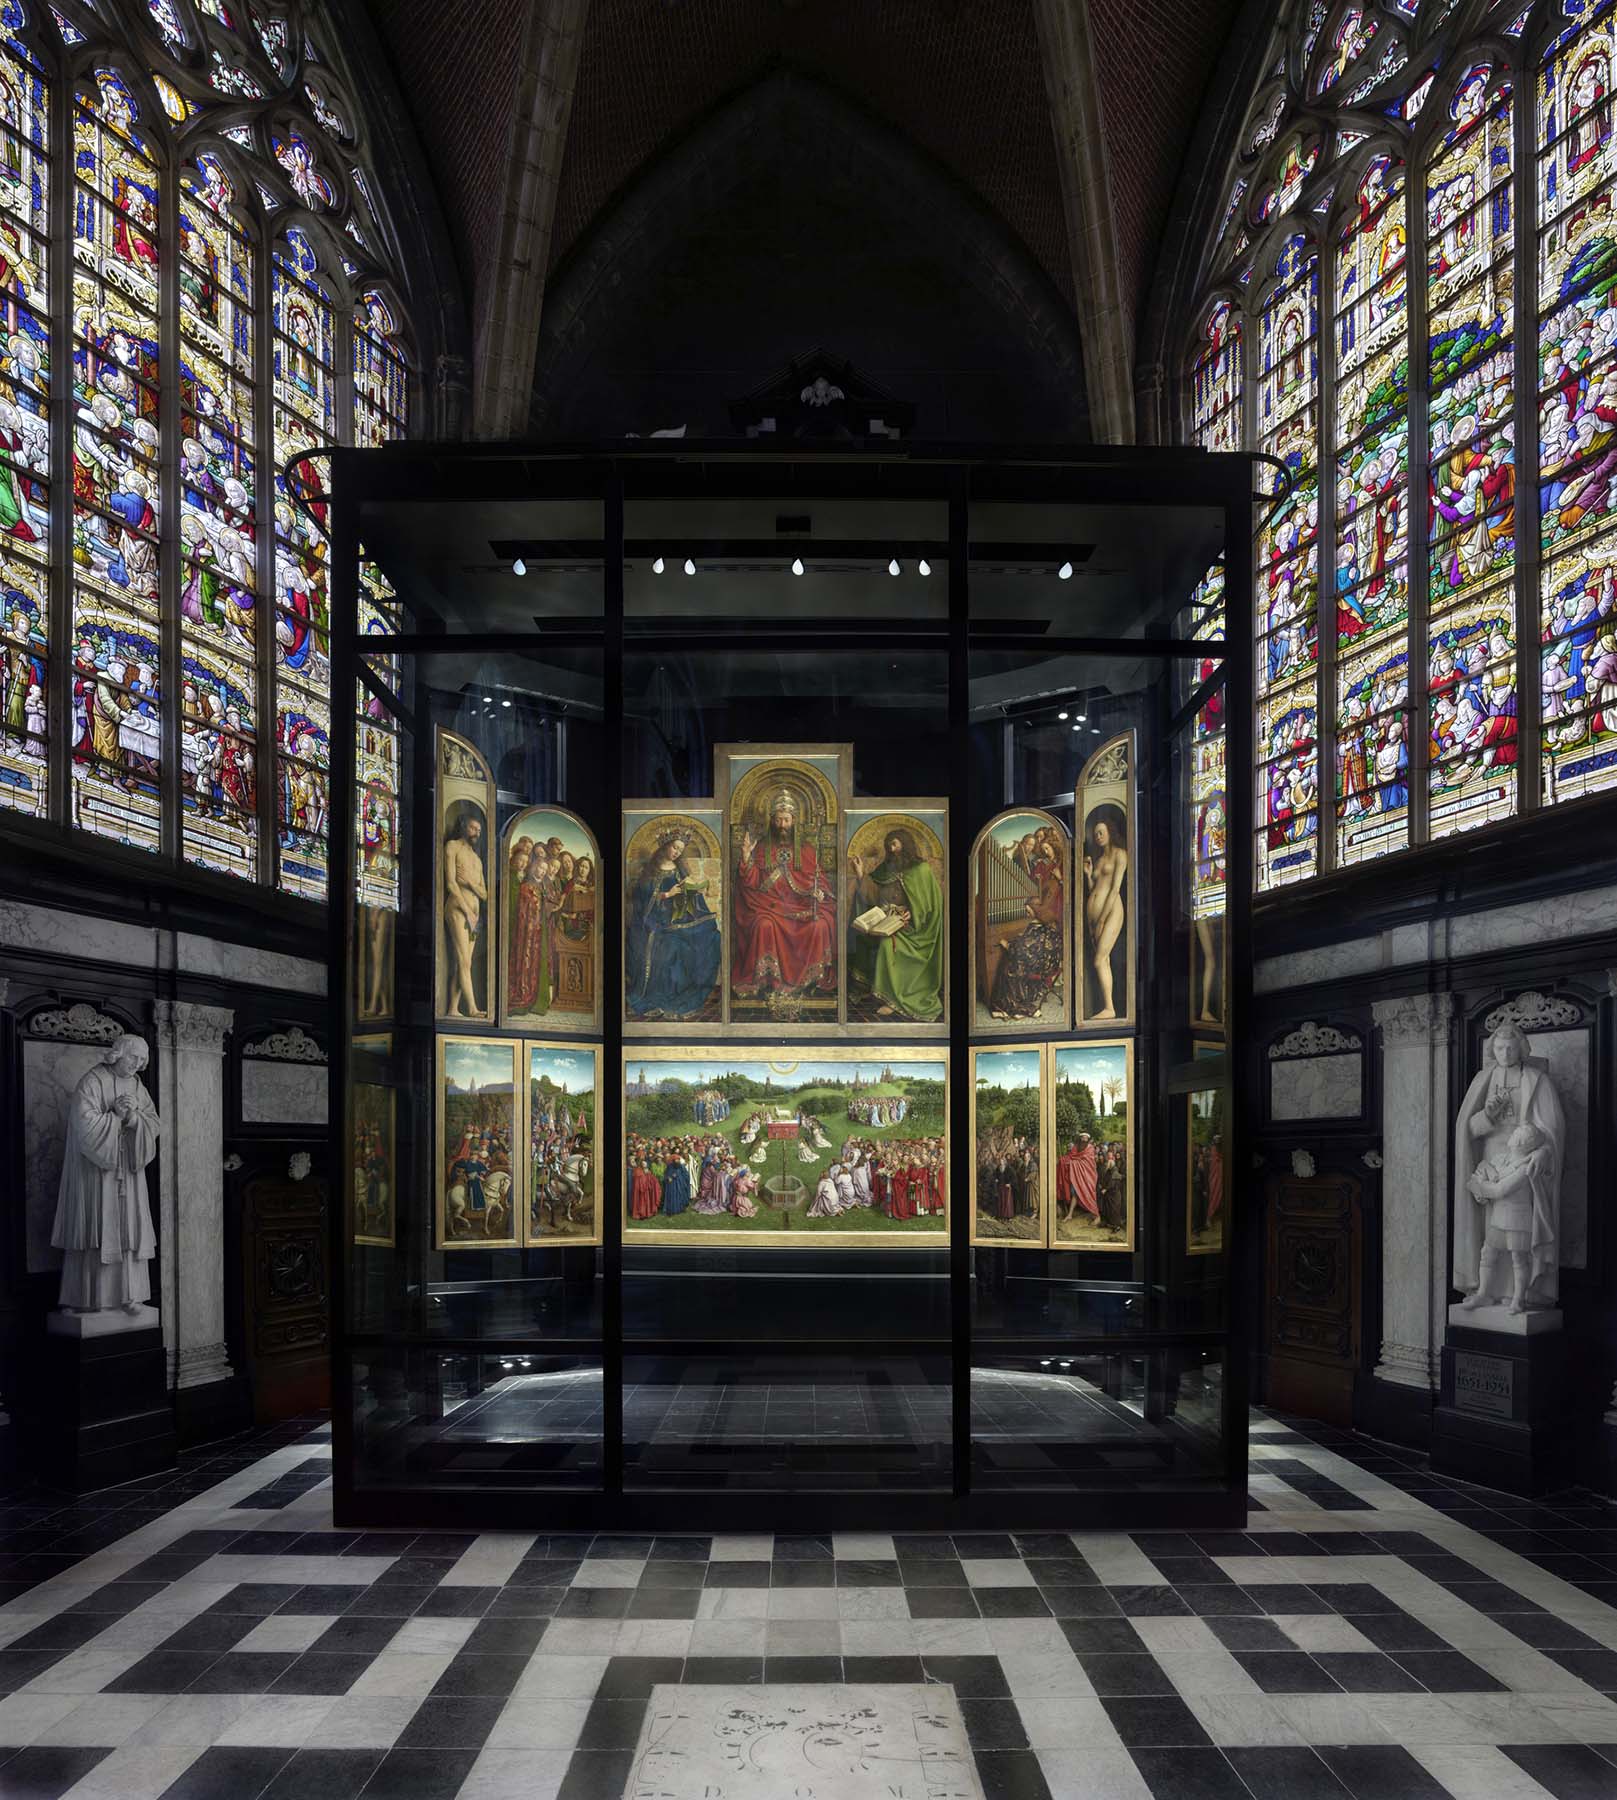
1453, 1021, 1564, 1315
50, 1033, 162, 1315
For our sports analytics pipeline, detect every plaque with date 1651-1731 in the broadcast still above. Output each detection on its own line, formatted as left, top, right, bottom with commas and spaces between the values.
1454, 1350, 1514, 1419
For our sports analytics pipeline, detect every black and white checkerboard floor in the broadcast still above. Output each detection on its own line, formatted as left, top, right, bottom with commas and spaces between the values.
4, 1412, 1617, 1799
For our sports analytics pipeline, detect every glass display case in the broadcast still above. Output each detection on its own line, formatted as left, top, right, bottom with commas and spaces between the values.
328, 446, 1254, 1528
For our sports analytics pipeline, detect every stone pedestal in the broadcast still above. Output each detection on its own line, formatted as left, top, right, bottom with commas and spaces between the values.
1433, 1321, 1571, 1495
16, 1324, 175, 1490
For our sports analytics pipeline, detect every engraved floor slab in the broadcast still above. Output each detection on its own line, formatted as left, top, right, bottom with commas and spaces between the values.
626, 1683, 983, 1800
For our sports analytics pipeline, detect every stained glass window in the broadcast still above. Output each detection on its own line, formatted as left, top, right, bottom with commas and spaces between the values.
0, 0, 413, 895
1538, 1, 1617, 804
1184, 2, 1617, 890
71, 66, 163, 853
0, 17, 49, 820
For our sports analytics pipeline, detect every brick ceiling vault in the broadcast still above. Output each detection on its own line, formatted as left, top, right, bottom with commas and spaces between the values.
369, 0, 1244, 443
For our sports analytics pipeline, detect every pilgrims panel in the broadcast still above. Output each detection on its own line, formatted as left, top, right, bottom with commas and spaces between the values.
1076, 734, 1135, 1028
845, 802, 948, 1030
719, 745, 846, 1030
499, 805, 601, 1034
622, 801, 724, 1028
1048, 1039, 1134, 1253
969, 808, 1071, 1034
434, 729, 495, 1025
624, 1046, 948, 1248
970, 1046, 1046, 1248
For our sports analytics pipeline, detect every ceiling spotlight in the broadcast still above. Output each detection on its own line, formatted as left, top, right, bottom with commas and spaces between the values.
1076, 713, 1088, 724
1058, 560, 1073, 580
1071, 722, 1081, 732
683, 557, 695, 575
1058, 710, 1069, 721
501, 698, 512, 708
652, 555, 665, 574
888, 558, 900, 576
791, 556, 805, 576
917, 558, 931, 577
511, 557, 526, 577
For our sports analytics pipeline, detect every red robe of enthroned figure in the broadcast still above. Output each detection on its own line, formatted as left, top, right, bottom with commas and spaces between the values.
730, 799, 836, 996
1058, 1142, 1098, 1218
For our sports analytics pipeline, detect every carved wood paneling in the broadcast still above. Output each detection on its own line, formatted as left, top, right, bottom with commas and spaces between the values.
1265, 1171, 1362, 1425
242, 1175, 329, 1420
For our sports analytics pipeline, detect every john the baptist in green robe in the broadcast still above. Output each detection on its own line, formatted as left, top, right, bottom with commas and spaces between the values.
850, 827, 944, 1021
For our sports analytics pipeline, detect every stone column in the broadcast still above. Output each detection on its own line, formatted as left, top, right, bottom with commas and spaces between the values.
1370, 993, 1454, 1393
153, 1000, 235, 1392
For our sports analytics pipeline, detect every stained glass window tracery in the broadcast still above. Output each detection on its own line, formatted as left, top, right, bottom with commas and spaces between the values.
1187, 0, 1617, 892
0, 0, 412, 891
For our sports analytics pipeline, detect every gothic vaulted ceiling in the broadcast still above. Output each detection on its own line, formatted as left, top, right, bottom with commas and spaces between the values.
367, 0, 1245, 439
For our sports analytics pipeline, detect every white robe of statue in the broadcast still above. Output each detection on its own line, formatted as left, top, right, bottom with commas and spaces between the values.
50, 1034, 161, 1313
1452, 1021, 1565, 1313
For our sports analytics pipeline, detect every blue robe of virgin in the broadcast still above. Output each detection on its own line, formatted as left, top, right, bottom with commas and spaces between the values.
626, 865, 722, 1017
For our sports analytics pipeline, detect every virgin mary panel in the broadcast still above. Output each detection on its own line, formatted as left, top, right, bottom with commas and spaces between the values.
623, 803, 723, 1026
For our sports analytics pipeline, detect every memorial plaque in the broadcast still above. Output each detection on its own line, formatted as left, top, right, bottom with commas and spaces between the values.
1454, 1350, 1514, 1418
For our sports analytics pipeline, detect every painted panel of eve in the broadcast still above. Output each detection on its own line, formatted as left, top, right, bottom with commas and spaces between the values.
622, 801, 724, 1028
436, 1034, 520, 1250
498, 804, 601, 1033
1049, 1039, 1133, 1252
1077, 732, 1135, 1028
434, 729, 494, 1024
624, 1045, 947, 1248
970, 1045, 1046, 1248
969, 808, 1070, 1034
1186, 1086, 1227, 1258
720, 746, 847, 1029
844, 802, 948, 1031
525, 1040, 601, 1248
352, 1034, 395, 1248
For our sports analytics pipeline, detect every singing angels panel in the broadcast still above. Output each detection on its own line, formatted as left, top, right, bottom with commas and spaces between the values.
499, 804, 601, 1033
624, 1046, 948, 1248
969, 808, 1070, 1035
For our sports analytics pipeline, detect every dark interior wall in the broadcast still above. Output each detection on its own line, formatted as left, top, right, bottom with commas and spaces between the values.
529, 72, 1088, 443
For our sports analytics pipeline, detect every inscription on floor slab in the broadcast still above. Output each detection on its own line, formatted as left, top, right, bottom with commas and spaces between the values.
626, 1683, 983, 1800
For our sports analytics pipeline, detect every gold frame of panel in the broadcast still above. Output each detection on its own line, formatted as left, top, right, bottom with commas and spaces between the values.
497, 803, 603, 1035
717, 743, 849, 1034
1046, 1036, 1135, 1253
843, 799, 950, 1034
523, 1038, 604, 1249
967, 807, 1072, 1036
433, 728, 496, 1025
1076, 731, 1137, 1030
968, 1043, 1048, 1249
621, 798, 726, 1032
622, 1043, 949, 1248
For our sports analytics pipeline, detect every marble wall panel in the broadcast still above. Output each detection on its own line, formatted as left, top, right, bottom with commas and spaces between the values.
23, 1041, 109, 1274
241, 1060, 329, 1125
1270, 1053, 1363, 1121
177, 933, 326, 995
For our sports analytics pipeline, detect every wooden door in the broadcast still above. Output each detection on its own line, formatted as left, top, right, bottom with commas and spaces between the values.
1264, 1172, 1362, 1427
241, 1174, 330, 1422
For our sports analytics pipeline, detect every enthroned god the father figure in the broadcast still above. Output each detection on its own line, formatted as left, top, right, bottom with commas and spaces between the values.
51, 1033, 162, 1314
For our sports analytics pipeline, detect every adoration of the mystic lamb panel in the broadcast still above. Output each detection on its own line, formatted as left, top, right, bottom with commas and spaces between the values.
1050, 1039, 1133, 1252
1077, 733, 1135, 1028
622, 802, 724, 1027
624, 1048, 948, 1247
721, 747, 844, 1029
434, 730, 495, 1024
970, 1046, 1046, 1247
1186, 1087, 1227, 1257
845, 804, 947, 1028
499, 805, 601, 1033
969, 808, 1071, 1033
